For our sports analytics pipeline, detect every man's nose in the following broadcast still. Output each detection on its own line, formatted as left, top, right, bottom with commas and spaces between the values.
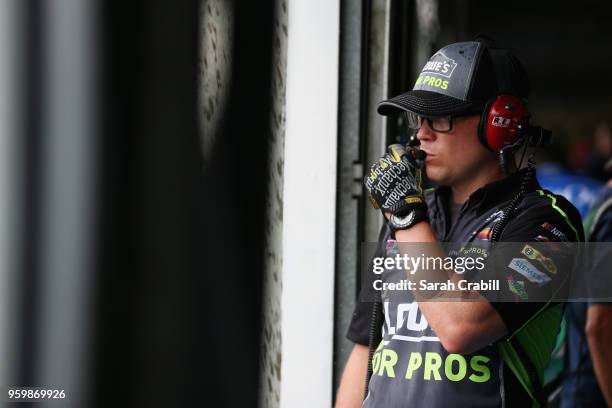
416, 120, 437, 142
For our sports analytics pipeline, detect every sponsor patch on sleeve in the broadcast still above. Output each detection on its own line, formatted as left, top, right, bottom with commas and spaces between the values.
520, 244, 557, 274
508, 258, 552, 286
540, 222, 568, 241
506, 275, 528, 301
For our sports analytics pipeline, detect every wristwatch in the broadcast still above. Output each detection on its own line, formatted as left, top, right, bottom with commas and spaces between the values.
388, 207, 428, 232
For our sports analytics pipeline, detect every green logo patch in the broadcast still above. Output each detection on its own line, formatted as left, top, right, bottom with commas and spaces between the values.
506, 276, 528, 300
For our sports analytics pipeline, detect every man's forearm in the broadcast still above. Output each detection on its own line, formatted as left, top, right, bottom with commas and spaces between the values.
586, 304, 612, 407
394, 222, 507, 354
335, 343, 369, 408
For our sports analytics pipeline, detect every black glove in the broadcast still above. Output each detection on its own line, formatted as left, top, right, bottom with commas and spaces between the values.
364, 144, 427, 218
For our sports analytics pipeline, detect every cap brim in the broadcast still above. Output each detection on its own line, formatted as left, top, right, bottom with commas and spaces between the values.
377, 90, 484, 117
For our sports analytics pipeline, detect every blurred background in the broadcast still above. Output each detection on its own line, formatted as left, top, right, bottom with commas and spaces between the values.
0, 0, 610, 407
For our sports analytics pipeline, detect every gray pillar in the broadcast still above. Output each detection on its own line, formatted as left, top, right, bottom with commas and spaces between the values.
363, 0, 393, 242
33, 0, 99, 406
414, 0, 439, 75
0, 0, 24, 391
334, 0, 394, 395
334, 0, 364, 392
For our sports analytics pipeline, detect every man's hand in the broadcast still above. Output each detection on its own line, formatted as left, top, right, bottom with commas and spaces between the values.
364, 144, 426, 218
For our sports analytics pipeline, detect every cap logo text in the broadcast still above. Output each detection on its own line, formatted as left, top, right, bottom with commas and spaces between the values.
421, 52, 458, 79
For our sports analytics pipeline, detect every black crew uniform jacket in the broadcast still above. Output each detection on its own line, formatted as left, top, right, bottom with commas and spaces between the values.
347, 168, 583, 407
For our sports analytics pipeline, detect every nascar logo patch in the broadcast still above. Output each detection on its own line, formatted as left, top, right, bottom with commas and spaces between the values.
541, 222, 568, 242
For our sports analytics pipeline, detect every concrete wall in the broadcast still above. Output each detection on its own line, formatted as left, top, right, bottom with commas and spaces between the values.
199, 1, 339, 406
259, 0, 288, 407
199, 1, 288, 406
199, 0, 234, 165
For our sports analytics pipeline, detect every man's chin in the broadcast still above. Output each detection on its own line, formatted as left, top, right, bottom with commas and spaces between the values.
425, 168, 445, 184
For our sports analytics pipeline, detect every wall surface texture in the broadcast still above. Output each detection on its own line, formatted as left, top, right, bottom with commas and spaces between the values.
199, 1, 288, 407
259, 0, 288, 407
199, 0, 234, 165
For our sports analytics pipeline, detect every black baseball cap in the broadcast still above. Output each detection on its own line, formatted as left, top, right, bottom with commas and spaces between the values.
378, 40, 530, 117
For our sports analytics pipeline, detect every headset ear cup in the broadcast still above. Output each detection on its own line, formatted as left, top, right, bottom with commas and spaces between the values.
484, 95, 530, 152
479, 98, 495, 151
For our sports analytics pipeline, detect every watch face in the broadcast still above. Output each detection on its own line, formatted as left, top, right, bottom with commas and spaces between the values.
392, 211, 415, 229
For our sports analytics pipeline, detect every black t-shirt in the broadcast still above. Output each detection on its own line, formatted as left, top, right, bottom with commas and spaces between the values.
348, 169, 584, 408
449, 201, 462, 227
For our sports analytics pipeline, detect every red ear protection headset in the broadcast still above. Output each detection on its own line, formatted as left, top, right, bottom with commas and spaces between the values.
475, 43, 533, 152
478, 94, 530, 152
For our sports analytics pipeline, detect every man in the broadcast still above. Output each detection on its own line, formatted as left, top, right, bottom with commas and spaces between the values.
562, 159, 612, 408
335, 39, 583, 407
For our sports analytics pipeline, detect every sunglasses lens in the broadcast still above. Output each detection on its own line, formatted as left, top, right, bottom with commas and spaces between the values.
405, 112, 422, 130
430, 117, 452, 132
404, 113, 454, 132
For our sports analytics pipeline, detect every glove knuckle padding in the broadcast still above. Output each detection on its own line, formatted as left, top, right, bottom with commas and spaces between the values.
364, 145, 426, 215
387, 143, 406, 162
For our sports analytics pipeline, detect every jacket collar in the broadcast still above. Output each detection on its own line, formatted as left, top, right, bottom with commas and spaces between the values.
432, 168, 541, 215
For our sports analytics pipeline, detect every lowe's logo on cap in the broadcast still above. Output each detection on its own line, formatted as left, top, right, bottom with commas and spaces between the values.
421, 52, 458, 78
508, 258, 552, 286
413, 41, 481, 101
